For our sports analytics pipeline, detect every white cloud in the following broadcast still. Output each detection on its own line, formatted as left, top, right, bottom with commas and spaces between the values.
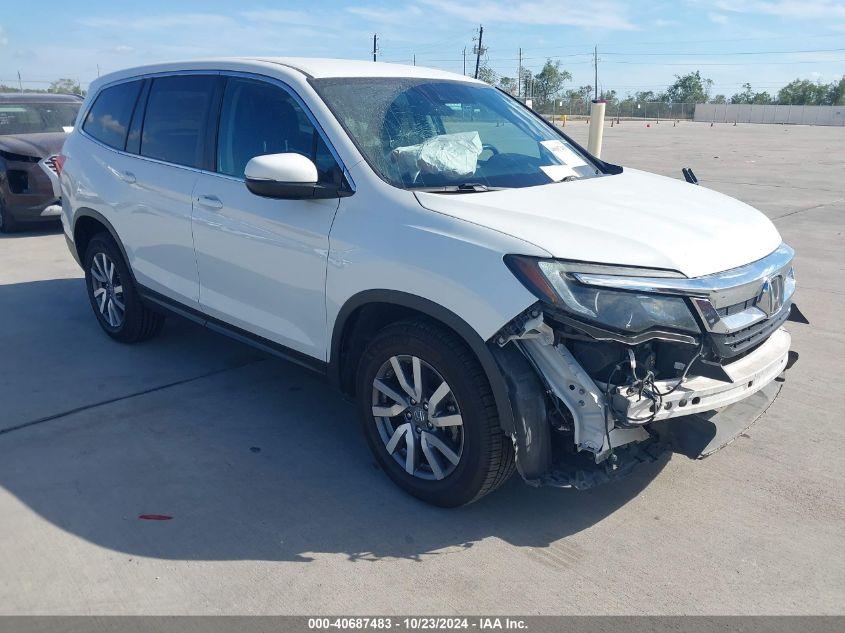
0, 25, 7, 47
240, 9, 320, 26
78, 13, 234, 31
712, 1, 845, 20
708, 12, 729, 24
347, 5, 425, 25
420, 0, 638, 30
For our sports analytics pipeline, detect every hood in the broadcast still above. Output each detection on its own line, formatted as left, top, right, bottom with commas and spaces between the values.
415, 168, 782, 278
0, 132, 67, 160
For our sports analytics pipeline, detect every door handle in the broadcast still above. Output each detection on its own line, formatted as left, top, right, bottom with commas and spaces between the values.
195, 194, 223, 209
121, 171, 136, 184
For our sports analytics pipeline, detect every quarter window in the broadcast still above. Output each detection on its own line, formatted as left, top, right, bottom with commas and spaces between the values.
217, 77, 340, 183
82, 81, 143, 150
140, 75, 218, 169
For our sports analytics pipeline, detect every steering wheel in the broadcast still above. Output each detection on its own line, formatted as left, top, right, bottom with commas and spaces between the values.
481, 143, 500, 158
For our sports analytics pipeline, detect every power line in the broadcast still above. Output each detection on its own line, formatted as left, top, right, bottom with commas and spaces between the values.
600, 47, 845, 57
404, 55, 844, 67
504, 32, 845, 49
394, 46, 845, 63
607, 58, 845, 66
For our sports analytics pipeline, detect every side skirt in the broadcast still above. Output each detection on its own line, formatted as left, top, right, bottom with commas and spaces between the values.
138, 286, 328, 377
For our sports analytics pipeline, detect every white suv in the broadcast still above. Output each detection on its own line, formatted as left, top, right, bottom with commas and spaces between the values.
60, 58, 797, 506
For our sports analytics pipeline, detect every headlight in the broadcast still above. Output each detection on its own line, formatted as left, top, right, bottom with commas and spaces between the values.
505, 256, 700, 334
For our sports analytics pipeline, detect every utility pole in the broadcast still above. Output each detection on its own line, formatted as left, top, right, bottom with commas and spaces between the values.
593, 45, 599, 101
473, 24, 485, 79
413, 54, 416, 66
372, 33, 378, 62
518, 48, 523, 98
17, 71, 23, 94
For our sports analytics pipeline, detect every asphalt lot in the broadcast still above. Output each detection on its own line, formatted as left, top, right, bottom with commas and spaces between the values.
1, 121, 843, 615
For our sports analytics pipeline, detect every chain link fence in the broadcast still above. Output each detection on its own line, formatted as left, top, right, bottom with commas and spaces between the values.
533, 99, 698, 122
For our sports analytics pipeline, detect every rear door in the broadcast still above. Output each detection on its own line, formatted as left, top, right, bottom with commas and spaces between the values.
124, 73, 222, 307
191, 75, 345, 360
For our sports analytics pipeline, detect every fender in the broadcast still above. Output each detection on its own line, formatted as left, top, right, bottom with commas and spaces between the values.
329, 289, 516, 438
70, 208, 136, 283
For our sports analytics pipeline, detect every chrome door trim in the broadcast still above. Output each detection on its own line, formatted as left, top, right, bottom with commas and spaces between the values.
80, 68, 356, 193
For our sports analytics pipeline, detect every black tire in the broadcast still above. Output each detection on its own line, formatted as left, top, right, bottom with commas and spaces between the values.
83, 233, 164, 343
356, 318, 515, 507
0, 201, 19, 233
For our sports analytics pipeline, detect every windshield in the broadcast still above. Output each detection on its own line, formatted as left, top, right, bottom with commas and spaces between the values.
0, 102, 80, 136
313, 78, 598, 190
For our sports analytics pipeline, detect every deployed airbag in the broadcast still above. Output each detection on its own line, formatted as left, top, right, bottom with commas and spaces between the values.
391, 131, 483, 178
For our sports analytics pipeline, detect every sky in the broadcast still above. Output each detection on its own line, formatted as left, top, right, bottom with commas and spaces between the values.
1, 0, 844, 98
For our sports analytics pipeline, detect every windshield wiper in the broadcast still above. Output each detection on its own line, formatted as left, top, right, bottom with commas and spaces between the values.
413, 182, 506, 193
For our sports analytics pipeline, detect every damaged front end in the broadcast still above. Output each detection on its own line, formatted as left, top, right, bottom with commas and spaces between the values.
492, 243, 801, 489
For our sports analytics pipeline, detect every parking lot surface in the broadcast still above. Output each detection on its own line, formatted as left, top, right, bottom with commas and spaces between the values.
1, 121, 842, 614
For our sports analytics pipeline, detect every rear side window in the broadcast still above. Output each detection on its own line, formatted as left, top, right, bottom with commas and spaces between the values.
140, 75, 218, 169
82, 80, 143, 150
217, 77, 341, 183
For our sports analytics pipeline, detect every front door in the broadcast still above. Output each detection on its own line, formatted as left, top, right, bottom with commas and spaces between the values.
191, 76, 345, 361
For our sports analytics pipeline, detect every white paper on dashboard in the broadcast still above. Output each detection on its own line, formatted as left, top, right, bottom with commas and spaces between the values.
540, 164, 578, 182
540, 140, 588, 168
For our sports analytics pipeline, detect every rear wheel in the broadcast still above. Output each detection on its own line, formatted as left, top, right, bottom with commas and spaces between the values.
356, 318, 515, 507
83, 233, 164, 342
0, 201, 19, 233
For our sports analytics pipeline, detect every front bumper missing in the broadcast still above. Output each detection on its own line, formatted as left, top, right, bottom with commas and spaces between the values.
511, 325, 792, 489
609, 328, 790, 422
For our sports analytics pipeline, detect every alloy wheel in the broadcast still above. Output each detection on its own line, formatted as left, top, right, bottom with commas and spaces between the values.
90, 252, 125, 328
371, 355, 464, 480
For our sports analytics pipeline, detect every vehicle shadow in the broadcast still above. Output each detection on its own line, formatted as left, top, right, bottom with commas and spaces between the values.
0, 278, 667, 563
0, 221, 63, 238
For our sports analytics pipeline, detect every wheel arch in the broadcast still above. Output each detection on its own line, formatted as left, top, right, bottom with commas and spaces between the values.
329, 289, 516, 437
72, 208, 135, 281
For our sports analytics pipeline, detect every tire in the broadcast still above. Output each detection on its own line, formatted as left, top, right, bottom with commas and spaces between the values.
0, 201, 19, 233
356, 317, 515, 507
83, 233, 165, 343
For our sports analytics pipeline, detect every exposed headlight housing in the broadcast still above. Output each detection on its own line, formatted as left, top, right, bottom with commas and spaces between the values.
505, 256, 701, 335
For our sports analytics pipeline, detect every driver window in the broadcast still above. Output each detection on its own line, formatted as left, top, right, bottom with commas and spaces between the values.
217, 77, 340, 183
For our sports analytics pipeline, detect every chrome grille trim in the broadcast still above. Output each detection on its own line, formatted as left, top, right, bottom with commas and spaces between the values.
574, 243, 793, 302
573, 243, 795, 335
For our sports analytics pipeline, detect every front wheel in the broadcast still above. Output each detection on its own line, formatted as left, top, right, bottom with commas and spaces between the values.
356, 318, 515, 507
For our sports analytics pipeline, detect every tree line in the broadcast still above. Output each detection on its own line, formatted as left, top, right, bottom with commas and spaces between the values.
0, 78, 86, 96
480, 59, 845, 110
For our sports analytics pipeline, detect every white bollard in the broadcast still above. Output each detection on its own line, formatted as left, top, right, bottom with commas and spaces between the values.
587, 100, 606, 158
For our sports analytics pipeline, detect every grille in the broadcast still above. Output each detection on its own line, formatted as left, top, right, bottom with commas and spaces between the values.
717, 295, 758, 317
709, 300, 791, 358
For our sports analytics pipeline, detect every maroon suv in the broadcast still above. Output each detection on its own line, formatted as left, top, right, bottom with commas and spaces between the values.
0, 93, 82, 232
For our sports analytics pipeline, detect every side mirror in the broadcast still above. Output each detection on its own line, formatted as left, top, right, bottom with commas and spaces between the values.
244, 153, 349, 200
